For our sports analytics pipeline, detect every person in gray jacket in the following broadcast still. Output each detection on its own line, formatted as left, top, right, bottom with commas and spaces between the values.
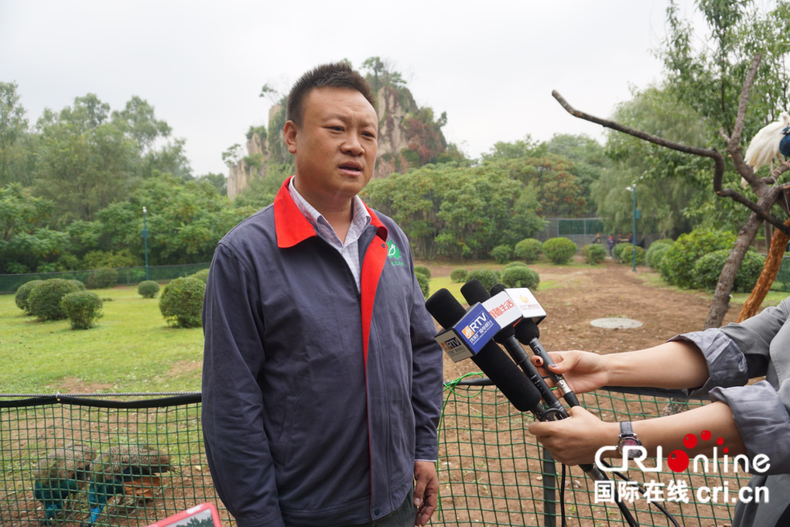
528, 298, 790, 526
202, 63, 443, 527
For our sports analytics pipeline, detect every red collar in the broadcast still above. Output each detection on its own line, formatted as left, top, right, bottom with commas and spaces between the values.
274, 176, 387, 248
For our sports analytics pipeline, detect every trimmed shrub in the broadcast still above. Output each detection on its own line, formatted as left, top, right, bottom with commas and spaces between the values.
646, 241, 673, 268
138, 280, 160, 299
28, 279, 82, 321
85, 267, 118, 289
542, 237, 577, 265
612, 243, 632, 263
450, 268, 468, 283
414, 265, 432, 279
189, 269, 210, 284
415, 272, 430, 298
490, 245, 513, 265
15, 280, 44, 314
503, 261, 528, 271
581, 244, 607, 265
619, 245, 645, 266
501, 266, 540, 289
514, 238, 542, 263
61, 291, 103, 330
159, 277, 206, 328
647, 244, 671, 273
661, 229, 737, 288
70, 280, 86, 291
692, 249, 765, 293
466, 269, 502, 291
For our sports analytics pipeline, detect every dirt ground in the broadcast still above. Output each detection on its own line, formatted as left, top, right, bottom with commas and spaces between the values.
426, 259, 743, 382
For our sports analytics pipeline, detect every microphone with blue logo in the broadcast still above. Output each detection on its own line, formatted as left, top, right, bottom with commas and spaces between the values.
425, 288, 546, 419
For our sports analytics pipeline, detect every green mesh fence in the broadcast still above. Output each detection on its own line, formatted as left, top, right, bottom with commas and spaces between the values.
772, 256, 790, 293
1, 384, 754, 526
0, 263, 210, 294
438, 379, 753, 527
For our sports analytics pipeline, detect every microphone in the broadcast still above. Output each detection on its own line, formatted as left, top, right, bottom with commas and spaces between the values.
425, 289, 545, 418
515, 318, 581, 408
461, 281, 566, 419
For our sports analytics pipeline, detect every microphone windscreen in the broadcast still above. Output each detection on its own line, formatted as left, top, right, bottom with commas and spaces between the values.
489, 283, 506, 296
425, 289, 467, 329
515, 318, 540, 343
460, 279, 490, 305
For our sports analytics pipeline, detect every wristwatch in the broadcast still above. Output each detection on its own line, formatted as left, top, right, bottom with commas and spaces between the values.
617, 421, 643, 459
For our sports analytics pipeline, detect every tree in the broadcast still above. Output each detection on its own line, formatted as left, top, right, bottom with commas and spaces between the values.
198, 172, 228, 196
0, 82, 35, 186
593, 85, 710, 237
34, 94, 138, 223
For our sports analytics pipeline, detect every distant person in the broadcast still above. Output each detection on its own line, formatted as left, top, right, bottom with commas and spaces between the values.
607, 235, 615, 257
592, 233, 602, 244
617, 233, 624, 244
627, 232, 633, 243
202, 62, 443, 527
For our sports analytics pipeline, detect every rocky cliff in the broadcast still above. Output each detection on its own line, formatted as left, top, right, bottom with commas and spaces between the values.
227, 85, 447, 199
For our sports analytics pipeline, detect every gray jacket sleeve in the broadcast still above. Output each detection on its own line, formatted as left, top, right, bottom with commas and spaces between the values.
669, 298, 790, 475
201, 243, 285, 527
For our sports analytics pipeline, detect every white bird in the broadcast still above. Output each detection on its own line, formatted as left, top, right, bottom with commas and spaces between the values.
745, 111, 790, 169
742, 112, 790, 188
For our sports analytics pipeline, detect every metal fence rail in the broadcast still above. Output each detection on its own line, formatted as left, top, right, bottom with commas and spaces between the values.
1, 383, 753, 526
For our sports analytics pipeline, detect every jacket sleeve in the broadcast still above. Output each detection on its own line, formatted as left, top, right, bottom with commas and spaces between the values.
408, 256, 444, 461
201, 243, 285, 527
670, 297, 790, 475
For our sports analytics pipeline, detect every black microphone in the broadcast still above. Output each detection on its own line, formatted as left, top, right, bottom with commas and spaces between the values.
461, 280, 566, 419
515, 319, 581, 408
425, 289, 545, 417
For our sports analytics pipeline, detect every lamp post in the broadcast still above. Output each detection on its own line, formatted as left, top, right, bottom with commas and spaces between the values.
142, 206, 149, 281
625, 185, 637, 272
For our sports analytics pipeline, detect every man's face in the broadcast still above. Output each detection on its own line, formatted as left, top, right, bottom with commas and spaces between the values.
284, 87, 378, 209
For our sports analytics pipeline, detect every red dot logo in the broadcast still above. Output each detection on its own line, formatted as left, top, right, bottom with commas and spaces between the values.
668, 450, 690, 472
683, 434, 697, 449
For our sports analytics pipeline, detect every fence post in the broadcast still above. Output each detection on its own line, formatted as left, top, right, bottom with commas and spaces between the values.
542, 447, 557, 527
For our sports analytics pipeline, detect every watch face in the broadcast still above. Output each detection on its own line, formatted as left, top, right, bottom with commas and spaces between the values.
619, 437, 642, 459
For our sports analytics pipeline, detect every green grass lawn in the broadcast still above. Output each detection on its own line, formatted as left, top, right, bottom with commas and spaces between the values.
0, 286, 203, 394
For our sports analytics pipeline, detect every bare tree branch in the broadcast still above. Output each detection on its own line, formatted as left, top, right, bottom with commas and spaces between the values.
731, 53, 762, 148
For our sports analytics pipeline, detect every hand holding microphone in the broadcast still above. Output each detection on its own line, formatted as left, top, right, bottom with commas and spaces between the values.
530, 350, 611, 396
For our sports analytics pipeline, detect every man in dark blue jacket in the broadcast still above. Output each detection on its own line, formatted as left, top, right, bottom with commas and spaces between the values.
202, 63, 444, 527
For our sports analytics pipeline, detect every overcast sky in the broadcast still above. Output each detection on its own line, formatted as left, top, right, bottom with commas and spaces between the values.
0, 0, 704, 177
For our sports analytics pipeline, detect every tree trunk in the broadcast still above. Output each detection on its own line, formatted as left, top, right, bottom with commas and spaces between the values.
738, 218, 790, 322
705, 211, 763, 328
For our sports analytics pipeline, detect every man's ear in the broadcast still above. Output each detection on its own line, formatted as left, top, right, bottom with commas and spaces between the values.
283, 120, 298, 154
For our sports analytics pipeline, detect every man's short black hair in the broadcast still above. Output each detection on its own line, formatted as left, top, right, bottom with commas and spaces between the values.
286, 62, 376, 126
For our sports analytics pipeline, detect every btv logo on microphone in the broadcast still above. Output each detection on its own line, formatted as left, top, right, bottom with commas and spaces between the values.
387, 241, 404, 267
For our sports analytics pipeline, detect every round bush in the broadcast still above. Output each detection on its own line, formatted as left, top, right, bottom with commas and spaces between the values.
514, 239, 542, 263
646, 241, 673, 268
159, 277, 206, 328
542, 237, 578, 265
450, 268, 468, 283
503, 261, 528, 271
84, 267, 118, 289
414, 265, 431, 279
138, 280, 160, 299
613, 243, 633, 263
61, 291, 103, 330
415, 272, 430, 298
501, 266, 540, 289
490, 245, 513, 265
581, 244, 607, 265
466, 269, 502, 291
619, 245, 645, 266
189, 269, 210, 284
692, 249, 765, 293
70, 279, 86, 291
662, 229, 737, 288
27, 279, 82, 321
15, 280, 44, 314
